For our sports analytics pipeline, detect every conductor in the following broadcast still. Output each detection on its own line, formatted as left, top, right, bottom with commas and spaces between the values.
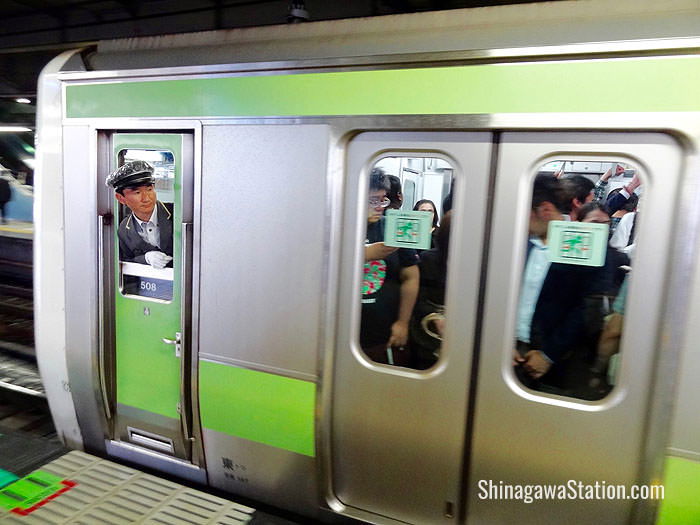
106, 160, 173, 268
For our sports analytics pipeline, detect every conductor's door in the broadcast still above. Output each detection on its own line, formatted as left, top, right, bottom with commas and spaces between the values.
101, 133, 201, 475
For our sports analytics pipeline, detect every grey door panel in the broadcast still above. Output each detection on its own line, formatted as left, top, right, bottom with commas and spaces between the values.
332, 131, 493, 524
467, 132, 682, 524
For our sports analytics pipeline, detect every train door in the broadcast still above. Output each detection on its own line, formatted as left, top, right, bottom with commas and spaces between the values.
331, 131, 493, 524
103, 133, 202, 474
467, 132, 682, 523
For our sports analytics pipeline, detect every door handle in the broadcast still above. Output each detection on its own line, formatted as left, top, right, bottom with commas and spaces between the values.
162, 332, 182, 358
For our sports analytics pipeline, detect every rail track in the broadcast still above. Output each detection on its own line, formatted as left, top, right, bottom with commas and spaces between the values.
0, 235, 45, 398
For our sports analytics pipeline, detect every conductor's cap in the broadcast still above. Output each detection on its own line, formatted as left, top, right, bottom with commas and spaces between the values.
106, 160, 155, 191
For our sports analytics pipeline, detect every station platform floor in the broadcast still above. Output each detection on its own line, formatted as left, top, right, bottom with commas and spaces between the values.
0, 222, 32, 240
0, 426, 302, 524
0, 450, 257, 524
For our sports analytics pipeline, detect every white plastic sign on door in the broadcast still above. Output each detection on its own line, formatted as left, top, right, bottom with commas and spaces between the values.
383, 210, 434, 250
547, 220, 609, 267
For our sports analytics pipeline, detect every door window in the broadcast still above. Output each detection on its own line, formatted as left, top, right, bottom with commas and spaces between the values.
114, 149, 176, 301
513, 160, 642, 400
360, 155, 454, 370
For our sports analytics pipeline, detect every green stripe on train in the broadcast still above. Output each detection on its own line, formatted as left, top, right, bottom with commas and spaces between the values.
657, 456, 700, 524
66, 56, 700, 118
199, 362, 316, 457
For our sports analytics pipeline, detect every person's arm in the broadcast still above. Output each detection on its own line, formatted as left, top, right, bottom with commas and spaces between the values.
522, 350, 552, 379
365, 242, 398, 261
593, 168, 612, 202
625, 173, 641, 195
118, 227, 168, 266
513, 350, 525, 366
388, 264, 419, 347
144, 251, 172, 268
431, 317, 445, 337
117, 228, 140, 263
607, 173, 641, 214
524, 266, 593, 379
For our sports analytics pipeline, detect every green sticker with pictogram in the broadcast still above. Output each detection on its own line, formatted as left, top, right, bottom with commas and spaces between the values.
383, 210, 433, 250
0, 470, 77, 515
547, 220, 609, 267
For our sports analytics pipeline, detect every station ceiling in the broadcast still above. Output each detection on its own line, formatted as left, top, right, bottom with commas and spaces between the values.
0, 0, 545, 127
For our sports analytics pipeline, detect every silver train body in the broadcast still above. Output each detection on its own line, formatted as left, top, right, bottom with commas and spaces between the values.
34, 0, 700, 523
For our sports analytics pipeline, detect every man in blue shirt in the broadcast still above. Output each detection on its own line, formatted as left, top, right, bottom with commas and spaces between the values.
515, 175, 597, 389
514, 175, 564, 380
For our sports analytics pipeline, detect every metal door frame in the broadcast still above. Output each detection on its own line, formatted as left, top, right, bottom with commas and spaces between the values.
94, 123, 206, 481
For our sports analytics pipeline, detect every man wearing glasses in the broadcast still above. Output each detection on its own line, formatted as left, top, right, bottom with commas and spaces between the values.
360, 168, 419, 366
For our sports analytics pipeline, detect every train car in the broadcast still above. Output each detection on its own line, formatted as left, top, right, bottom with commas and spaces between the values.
33, 0, 700, 523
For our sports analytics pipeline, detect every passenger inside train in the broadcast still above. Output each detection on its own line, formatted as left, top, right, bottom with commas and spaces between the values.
357, 156, 640, 396
359, 157, 456, 370
385, 174, 404, 211
409, 211, 451, 370
514, 161, 641, 400
106, 160, 174, 269
107, 156, 176, 300
559, 174, 595, 220
360, 167, 419, 367
413, 198, 440, 252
